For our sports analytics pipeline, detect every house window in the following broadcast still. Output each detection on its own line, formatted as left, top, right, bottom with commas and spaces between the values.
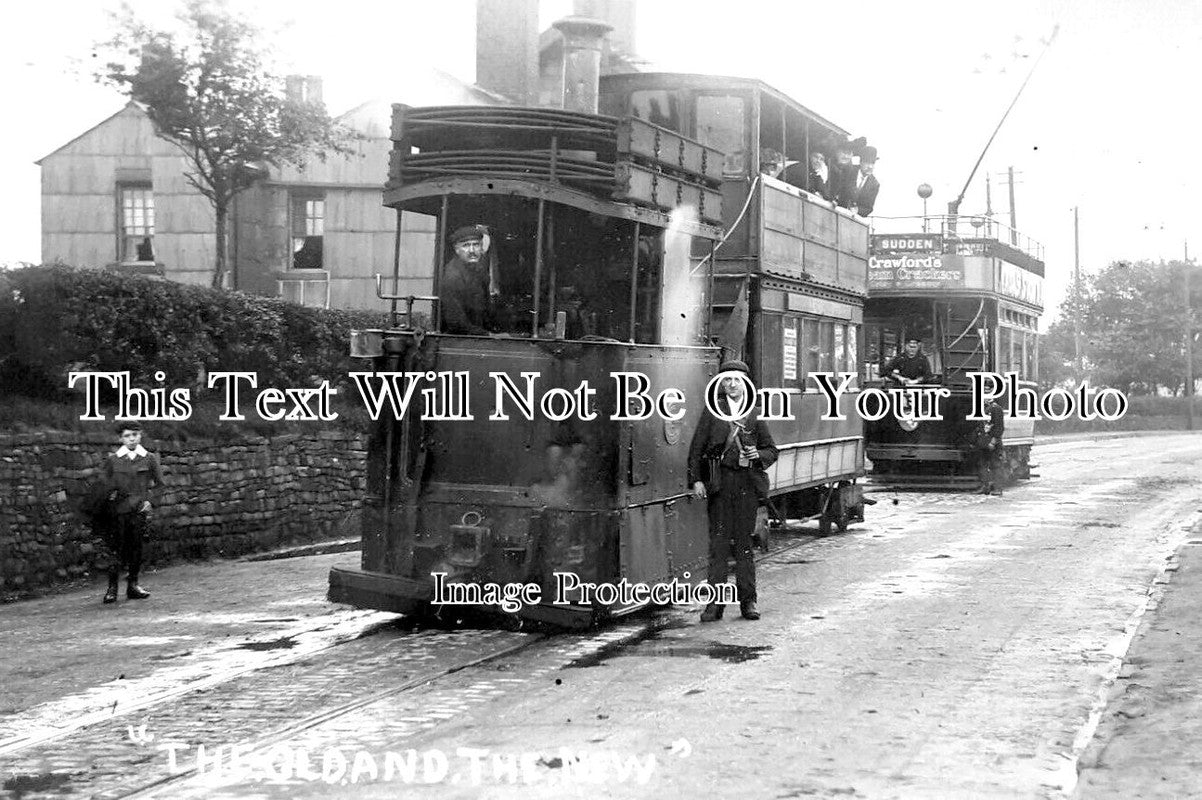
291, 195, 325, 269
119, 185, 155, 263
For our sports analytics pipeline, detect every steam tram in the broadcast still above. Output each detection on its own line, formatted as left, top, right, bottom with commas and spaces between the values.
329, 28, 872, 626
863, 217, 1045, 488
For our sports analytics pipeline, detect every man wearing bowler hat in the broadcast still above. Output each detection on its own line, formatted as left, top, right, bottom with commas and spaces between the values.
441, 224, 499, 335
854, 145, 880, 217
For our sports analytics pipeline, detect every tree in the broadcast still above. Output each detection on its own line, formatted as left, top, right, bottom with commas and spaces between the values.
1061, 259, 1202, 396
96, 0, 354, 289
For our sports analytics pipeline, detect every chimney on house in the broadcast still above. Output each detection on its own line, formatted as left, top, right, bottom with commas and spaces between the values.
551, 16, 612, 113
476, 0, 539, 104
573, 0, 635, 64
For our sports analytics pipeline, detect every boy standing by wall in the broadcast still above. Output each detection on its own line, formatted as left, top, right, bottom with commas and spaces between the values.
100, 422, 163, 604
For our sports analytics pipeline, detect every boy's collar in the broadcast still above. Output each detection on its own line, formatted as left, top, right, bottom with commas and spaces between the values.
115, 444, 148, 460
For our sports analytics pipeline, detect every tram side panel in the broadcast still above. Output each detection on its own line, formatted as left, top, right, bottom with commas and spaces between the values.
337, 334, 717, 624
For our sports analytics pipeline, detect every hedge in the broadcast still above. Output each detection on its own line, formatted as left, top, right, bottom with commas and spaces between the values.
1036, 394, 1202, 434
0, 264, 389, 402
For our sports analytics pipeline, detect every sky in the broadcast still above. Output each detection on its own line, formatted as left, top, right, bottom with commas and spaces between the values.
2, 0, 1200, 323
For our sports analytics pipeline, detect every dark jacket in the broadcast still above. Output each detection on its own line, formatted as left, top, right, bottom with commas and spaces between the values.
884, 352, 933, 382
830, 162, 859, 209
855, 174, 880, 216
687, 401, 779, 497
985, 401, 1005, 441
103, 451, 163, 514
441, 256, 491, 335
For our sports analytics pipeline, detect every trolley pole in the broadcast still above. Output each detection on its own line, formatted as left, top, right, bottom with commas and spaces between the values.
1008, 166, 1018, 245
1073, 207, 1082, 377
1187, 239, 1195, 431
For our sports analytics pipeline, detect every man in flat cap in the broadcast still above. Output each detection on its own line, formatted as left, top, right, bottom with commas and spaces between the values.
687, 360, 778, 622
441, 224, 499, 335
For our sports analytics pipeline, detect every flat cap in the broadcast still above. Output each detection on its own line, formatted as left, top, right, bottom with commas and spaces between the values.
718, 359, 751, 375
450, 224, 487, 245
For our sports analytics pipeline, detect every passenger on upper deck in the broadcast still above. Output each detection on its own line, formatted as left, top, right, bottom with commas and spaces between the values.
831, 137, 860, 209
759, 148, 786, 179
803, 152, 830, 199
441, 224, 500, 336
884, 337, 934, 385
854, 148, 880, 217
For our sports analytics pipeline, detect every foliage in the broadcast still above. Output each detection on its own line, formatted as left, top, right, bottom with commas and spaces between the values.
0, 265, 388, 405
1041, 259, 1200, 396
94, 0, 356, 288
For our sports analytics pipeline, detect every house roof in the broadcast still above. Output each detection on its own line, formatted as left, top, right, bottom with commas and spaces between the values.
38, 67, 503, 165
34, 101, 148, 165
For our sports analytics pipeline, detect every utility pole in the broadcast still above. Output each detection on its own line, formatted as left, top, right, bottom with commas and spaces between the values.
1187, 239, 1195, 430
1073, 207, 1082, 376
1008, 166, 1018, 245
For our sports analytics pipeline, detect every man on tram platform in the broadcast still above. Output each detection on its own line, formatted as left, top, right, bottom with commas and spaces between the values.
441, 224, 501, 335
883, 337, 934, 386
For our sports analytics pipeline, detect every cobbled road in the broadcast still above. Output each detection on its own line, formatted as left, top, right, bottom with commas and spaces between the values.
2, 433, 1200, 799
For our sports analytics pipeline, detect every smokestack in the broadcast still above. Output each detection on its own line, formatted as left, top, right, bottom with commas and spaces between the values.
551, 16, 612, 113
573, 0, 636, 62
476, 0, 539, 104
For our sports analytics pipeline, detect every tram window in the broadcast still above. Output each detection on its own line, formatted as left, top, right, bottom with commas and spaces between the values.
438, 199, 663, 341
833, 324, 846, 377
844, 323, 859, 378
818, 321, 836, 373
802, 317, 820, 380
1025, 331, 1038, 381
630, 90, 680, 132
695, 94, 747, 178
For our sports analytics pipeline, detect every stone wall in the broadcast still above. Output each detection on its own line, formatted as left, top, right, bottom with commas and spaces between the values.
0, 430, 365, 594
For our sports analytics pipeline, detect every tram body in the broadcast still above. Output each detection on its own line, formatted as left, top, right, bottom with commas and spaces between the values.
602, 73, 870, 530
863, 219, 1044, 488
329, 66, 872, 627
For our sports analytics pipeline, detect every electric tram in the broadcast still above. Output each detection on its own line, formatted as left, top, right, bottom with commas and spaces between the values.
329, 20, 874, 626
863, 216, 1044, 488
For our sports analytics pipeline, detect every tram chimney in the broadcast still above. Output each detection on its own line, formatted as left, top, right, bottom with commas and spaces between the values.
550, 16, 613, 113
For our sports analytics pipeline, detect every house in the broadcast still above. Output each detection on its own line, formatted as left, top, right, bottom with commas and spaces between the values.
37, 0, 638, 311
36, 72, 500, 310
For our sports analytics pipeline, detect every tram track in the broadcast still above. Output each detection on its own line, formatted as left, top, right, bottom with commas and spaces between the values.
118, 530, 830, 800
115, 634, 542, 800
1, 529, 834, 800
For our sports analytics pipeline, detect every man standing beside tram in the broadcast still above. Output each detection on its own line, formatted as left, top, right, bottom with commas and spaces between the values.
688, 361, 779, 624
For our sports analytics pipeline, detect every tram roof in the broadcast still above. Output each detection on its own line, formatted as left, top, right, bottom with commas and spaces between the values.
600, 72, 851, 139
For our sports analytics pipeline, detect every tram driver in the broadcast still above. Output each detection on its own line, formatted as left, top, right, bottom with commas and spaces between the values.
441, 224, 501, 336
883, 337, 933, 386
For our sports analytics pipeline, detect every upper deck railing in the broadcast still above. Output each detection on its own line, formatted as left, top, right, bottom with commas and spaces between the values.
386, 105, 725, 225
870, 214, 1044, 264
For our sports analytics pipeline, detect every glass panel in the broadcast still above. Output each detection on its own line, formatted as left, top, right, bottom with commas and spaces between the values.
803, 318, 820, 380
833, 324, 846, 374
119, 186, 154, 262
292, 195, 325, 269
1026, 331, 1038, 381
630, 90, 680, 131
845, 323, 858, 372
694, 94, 747, 178
819, 321, 835, 373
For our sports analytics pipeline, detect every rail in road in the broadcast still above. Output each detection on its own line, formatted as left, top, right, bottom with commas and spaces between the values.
0, 523, 850, 800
